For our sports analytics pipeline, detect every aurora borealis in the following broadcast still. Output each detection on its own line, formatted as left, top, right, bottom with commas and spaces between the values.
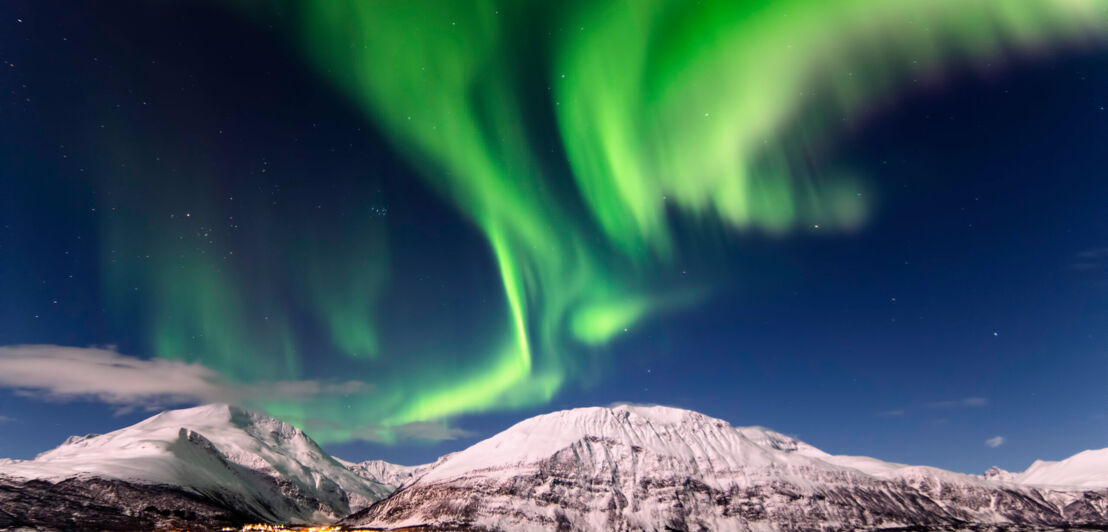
3, 0, 1108, 471
240, 1, 1106, 437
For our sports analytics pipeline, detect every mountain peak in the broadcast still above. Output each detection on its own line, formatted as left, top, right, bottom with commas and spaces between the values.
415, 403, 828, 485
4, 403, 392, 524
346, 404, 1108, 531
342, 459, 432, 490
521, 403, 730, 431
983, 465, 1016, 482
143, 403, 277, 430
541, 404, 813, 451
6, 403, 1108, 531
1015, 447, 1108, 488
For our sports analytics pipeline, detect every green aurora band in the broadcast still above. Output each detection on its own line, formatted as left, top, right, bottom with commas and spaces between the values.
112, 0, 1107, 443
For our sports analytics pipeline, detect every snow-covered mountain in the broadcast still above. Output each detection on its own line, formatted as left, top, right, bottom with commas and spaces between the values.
979, 449, 1108, 490
0, 404, 392, 527
983, 465, 1019, 482
3, 403, 1106, 531
344, 404, 1108, 531
339, 457, 432, 491
1009, 448, 1108, 489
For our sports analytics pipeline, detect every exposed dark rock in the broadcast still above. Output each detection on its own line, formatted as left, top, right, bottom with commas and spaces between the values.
0, 475, 254, 531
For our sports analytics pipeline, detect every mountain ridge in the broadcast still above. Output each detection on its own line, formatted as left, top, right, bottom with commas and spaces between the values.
0, 403, 393, 526
2, 403, 1105, 531
344, 404, 1108, 530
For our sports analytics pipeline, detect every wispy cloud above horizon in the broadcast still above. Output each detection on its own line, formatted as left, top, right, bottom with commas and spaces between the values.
0, 344, 367, 413
357, 421, 474, 443
0, 345, 490, 444
985, 436, 1006, 448
927, 397, 989, 409
877, 397, 988, 419
1071, 247, 1108, 271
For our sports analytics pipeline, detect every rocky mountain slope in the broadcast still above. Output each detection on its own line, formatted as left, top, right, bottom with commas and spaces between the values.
344, 404, 1108, 531
0, 475, 255, 531
0, 404, 393, 529
2, 403, 1105, 531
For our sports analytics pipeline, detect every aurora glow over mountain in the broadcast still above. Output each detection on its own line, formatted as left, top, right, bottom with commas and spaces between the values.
3, 0, 1108, 473
233, 0, 1106, 439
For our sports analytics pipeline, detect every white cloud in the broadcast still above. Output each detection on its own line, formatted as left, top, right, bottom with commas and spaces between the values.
927, 397, 988, 409
1072, 247, 1108, 270
607, 401, 671, 409
0, 415, 13, 423
0, 345, 481, 443
877, 409, 905, 418
985, 435, 1006, 448
0, 345, 368, 411
361, 421, 474, 443
296, 416, 474, 444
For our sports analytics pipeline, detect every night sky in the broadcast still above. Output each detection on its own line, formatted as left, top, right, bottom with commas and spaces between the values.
1, 1, 1106, 474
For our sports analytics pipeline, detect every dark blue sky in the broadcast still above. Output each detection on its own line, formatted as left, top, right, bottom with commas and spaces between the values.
1, 1, 1106, 474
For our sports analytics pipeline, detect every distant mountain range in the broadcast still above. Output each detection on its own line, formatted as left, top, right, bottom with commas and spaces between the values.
1, 403, 1105, 531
